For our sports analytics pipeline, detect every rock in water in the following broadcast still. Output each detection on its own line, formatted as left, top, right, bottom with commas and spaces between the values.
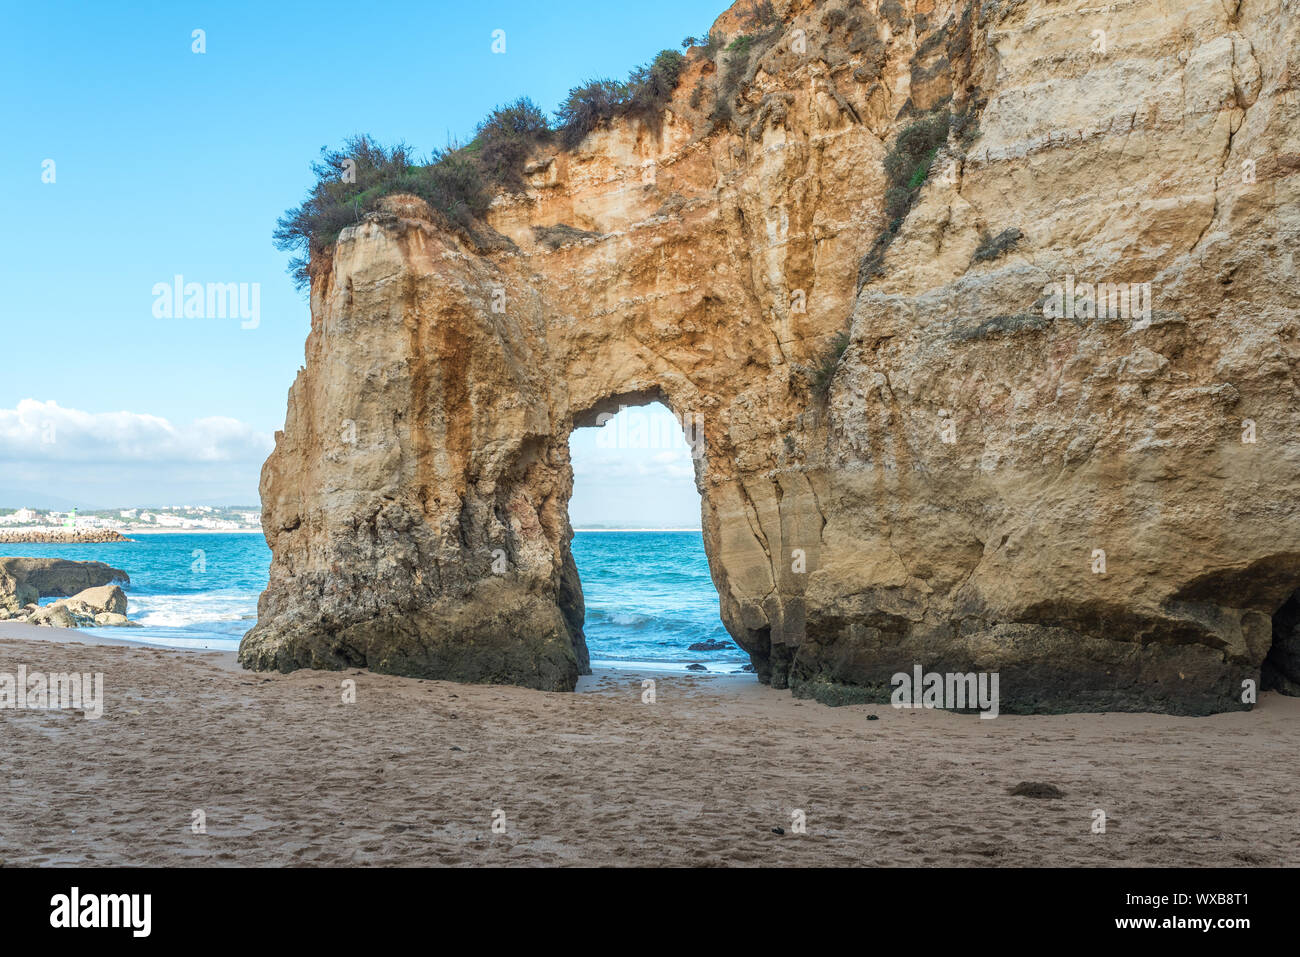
688, 639, 733, 652
18, 584, 132, 628
1, 558, 131, 616
68, 585, 128, 616
240, 0, 1300, 714
93, 613, 140, 628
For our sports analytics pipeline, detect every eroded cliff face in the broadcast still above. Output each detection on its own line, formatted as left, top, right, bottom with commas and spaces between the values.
241, 0, 1300, 713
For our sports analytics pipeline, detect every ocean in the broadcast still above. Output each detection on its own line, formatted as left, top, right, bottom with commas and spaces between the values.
14, 530, 748, 673
572, 531, 747, 673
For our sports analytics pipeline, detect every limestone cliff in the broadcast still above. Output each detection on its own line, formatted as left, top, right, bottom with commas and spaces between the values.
241, 0, 1300, 714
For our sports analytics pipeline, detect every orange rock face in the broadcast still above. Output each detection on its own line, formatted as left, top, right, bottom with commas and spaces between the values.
241, 0, 1300, 713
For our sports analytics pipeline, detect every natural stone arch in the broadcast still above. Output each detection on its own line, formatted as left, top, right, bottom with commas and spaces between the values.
238, 182, 833, 691
241, 0, 1300, 714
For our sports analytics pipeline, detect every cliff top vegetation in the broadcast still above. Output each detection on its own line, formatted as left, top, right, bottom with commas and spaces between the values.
274, 49, 689, 289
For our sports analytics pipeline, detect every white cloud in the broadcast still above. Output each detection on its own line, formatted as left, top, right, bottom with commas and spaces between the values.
570, 449, 696, 482
569, 401, 701, 487
0, 399, 273, 464
0, 397, 704, 515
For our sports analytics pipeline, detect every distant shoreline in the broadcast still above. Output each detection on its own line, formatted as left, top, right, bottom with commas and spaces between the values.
0, 526, 263, 541
116, 528, 263, 535
573, 528, 701, 533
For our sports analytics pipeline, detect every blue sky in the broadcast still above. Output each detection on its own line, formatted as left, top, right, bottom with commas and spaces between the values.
1, 0, 728, 521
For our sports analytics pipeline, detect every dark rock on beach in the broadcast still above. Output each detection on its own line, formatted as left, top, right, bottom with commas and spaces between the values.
1009, 782, 1065, 799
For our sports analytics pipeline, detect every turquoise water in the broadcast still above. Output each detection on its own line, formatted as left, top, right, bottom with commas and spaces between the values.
9, 530, 747, 671
18, 533, 270, 649
572, 531, 746, 672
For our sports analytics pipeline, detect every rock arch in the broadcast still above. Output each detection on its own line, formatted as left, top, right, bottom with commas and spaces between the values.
241, 0, 1300, 714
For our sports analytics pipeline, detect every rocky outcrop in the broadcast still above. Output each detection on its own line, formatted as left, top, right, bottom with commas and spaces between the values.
66, 584, 128, 616
2, 557, 129, 602
242, 0, 1299, 712
1, 559, 135, 627
25, 603, 77, 628
26, 585, 135, 628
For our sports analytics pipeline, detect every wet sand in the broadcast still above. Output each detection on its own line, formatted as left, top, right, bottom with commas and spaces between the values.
1, 624, 1296, 866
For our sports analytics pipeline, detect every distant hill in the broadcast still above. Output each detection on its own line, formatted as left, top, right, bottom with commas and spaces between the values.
0, 489, 106, 511
0, 491, 261, 512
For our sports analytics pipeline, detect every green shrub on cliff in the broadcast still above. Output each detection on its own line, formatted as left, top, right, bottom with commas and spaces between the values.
704, 14, 784, 133
882, 111, 950, 223
555, 49, 686, 149
857, 109, 952, 288
277, 46, 687, 287
711, 35, 754, 126
626, 49, 687, 123
555, 79, 632, 149
744, 1, 778, 27
405, 146, 491, 223
273, 135, 489, 289
727, 34, 755, 57
473, 98, 552, 192
810, 329, 851, 401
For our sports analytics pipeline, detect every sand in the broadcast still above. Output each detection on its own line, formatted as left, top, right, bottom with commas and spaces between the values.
1, 622, 1296, 866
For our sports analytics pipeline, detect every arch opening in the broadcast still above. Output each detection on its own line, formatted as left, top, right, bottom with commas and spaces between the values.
566, 400, 752, 677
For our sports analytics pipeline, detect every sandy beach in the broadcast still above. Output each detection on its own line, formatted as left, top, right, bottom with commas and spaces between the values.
1, 622, 1295, 867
